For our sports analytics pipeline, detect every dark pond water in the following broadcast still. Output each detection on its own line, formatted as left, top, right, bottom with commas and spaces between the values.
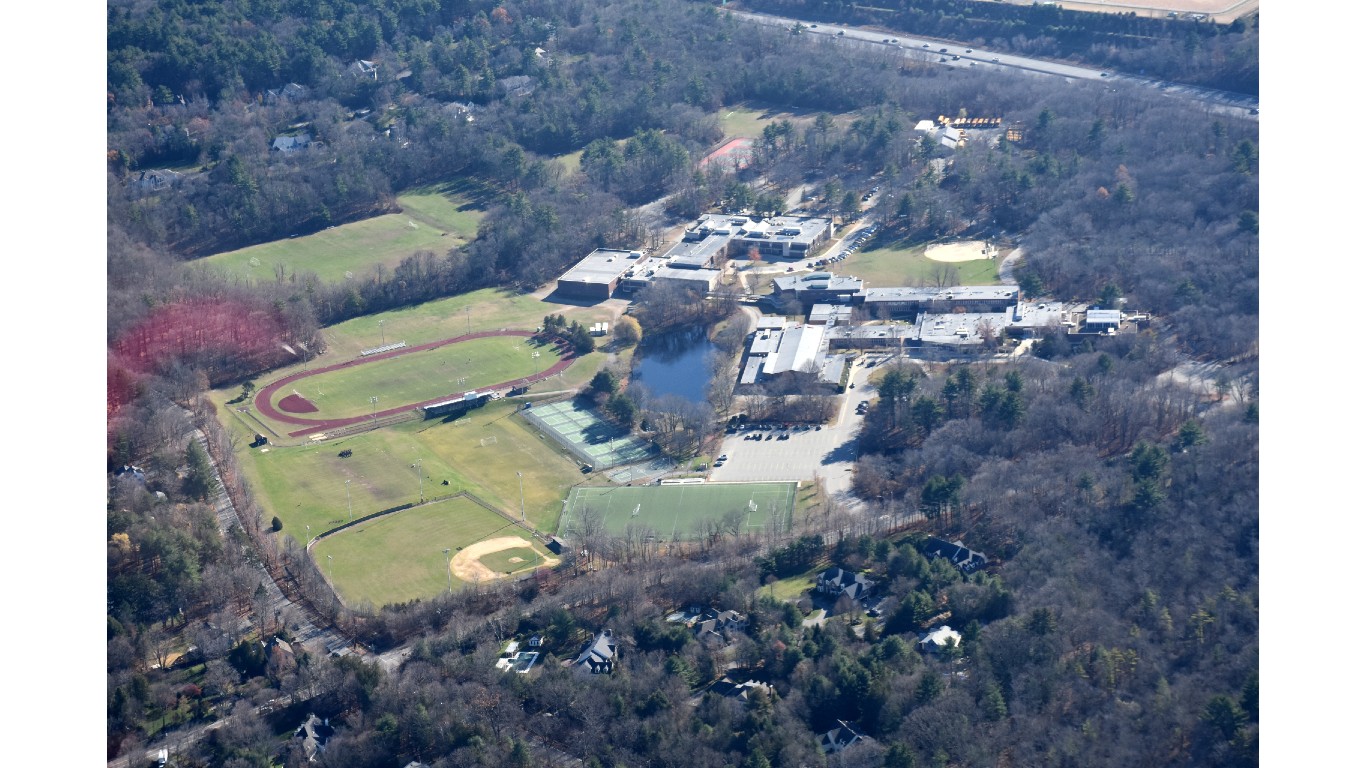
632, 328, 716, 405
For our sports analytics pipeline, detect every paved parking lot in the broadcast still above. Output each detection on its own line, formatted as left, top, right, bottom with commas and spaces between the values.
709, 356, 894, 501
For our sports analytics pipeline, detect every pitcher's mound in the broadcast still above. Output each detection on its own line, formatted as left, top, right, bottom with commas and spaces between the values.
279, 394, 319, 413
925, 240, 992, 263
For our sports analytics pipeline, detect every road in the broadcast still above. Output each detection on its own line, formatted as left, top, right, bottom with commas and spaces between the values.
728, 9, 1258, 119
109, 428, 354, 767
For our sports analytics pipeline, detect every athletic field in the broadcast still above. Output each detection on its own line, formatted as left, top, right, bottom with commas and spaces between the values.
560, 482, 797, 540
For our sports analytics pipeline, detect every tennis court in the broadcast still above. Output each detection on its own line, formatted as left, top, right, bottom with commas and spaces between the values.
560, 482, 797, 540
522, 400, 657, 469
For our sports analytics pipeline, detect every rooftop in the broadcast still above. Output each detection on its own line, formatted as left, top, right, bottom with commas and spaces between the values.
560, 249, 640, 285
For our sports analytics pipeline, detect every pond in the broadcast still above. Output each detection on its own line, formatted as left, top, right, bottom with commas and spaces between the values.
631, 327, 717, 405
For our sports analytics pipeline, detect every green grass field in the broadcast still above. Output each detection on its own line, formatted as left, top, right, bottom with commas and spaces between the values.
246, 288, 617, 400
561, 483, 798, 540
224, 398, 585, 543
194, 184, 485, 284
479, 546, 545, 575
310, 496, 549, 608
717, 103, 851, 140
827, 239, 1001, 288
269, 335, 553, 420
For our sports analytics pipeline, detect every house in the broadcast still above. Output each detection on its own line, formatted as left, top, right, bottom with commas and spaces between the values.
497, 74, 535, 97
574, 628, 618, 675
130, 169, 181, 193
266, 82, 309, 103
920, 536, 988, 574
816, 567, 875, 601
918, 625, 962, 654
352, 59, 378, 79
693, 609, 747, 646
708, 678, 773, 702
914, 119, 937, 133
527, 635, 544, 648
271, 134, 312, 152
294, 713, 334, 762
819, 719, 866, 754
940, 127, 965, 149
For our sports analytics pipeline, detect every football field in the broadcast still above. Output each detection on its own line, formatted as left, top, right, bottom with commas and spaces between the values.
560, 482, 797, 540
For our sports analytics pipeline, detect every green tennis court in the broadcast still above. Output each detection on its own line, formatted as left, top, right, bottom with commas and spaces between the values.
560, 482, 797, 540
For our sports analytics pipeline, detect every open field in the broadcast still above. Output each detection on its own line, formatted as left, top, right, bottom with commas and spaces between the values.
827, 239, 1001, 288
246, 288, 617, 397
310, 497, 550, 608
561, 482, 798, 540
222, 398, 585, 541
266, 335, 553, 421
194, 184, 485, 284
717, 103, 854, 140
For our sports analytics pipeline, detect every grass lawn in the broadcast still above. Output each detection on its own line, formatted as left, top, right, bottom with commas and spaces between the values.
311, 496, 549, 608
717, 103, 851, 140
479, 546, 545, 575
194, 184, 485, 284
759, 570, 819, 603
267, 335, 554, 421
827, 239, 1002, 288
225, 398, 584, 542
555, 148, 584, 175
249, 288, 618, 393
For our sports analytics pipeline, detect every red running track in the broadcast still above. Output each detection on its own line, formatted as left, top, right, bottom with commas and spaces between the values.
252, 330, 576, 437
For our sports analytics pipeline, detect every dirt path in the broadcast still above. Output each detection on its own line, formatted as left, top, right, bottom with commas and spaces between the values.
449, 536, 560, 583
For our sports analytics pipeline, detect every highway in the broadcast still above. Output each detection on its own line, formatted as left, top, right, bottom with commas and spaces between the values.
728, 9, 1258, 120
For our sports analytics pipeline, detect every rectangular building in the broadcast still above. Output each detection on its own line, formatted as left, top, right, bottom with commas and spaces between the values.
556, 249, 641, 300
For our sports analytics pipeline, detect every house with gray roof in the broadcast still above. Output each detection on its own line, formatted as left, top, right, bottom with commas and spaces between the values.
816, 567, 875, 601
920, 536, 988, 574
271, 133, 312, 152
574, 628, 618, 675
819, 719, 867, 754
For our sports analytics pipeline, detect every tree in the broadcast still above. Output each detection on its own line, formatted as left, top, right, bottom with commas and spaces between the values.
590, 370, 619, 395
613, 315, 642, 346
183, 439, 217, 501
1202, 695, 1248, 741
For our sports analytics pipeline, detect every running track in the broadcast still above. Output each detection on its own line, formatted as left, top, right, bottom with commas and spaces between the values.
253, 330, 576, 437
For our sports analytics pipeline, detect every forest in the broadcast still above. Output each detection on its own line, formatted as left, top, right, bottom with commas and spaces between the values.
107, 1, 1257, 765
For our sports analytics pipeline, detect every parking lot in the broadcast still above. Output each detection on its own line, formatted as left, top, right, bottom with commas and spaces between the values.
708, 356, 890, 501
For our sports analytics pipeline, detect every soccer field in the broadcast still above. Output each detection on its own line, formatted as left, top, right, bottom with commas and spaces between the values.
560, 482, 797, 540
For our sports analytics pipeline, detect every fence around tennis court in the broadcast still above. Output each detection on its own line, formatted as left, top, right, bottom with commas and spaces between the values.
521, 400, 656, 470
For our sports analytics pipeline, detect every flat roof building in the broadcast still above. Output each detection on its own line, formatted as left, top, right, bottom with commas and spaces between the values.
556, 249, 641, 300
683, 214, 834, 262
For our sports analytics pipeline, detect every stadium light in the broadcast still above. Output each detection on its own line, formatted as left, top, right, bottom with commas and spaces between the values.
417, 459, 424, 501
379, 319, 386, 346
326, 554, 333, 582
517, 471, 525, 522
465, 306, 472, 336
370, 395, 379, 419
345, 479, 352, 522
443, 548, 452, 593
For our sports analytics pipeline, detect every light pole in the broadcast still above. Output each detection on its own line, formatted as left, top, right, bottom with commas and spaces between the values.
517, 471, 525, 522
379, 319, 386, 346
345, 479, 352, 522
305, 524, 310, 546
416, 459, 424, 501
465, 306, 472, 336
326, 554, 333, 583
443, 548, 452, 593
